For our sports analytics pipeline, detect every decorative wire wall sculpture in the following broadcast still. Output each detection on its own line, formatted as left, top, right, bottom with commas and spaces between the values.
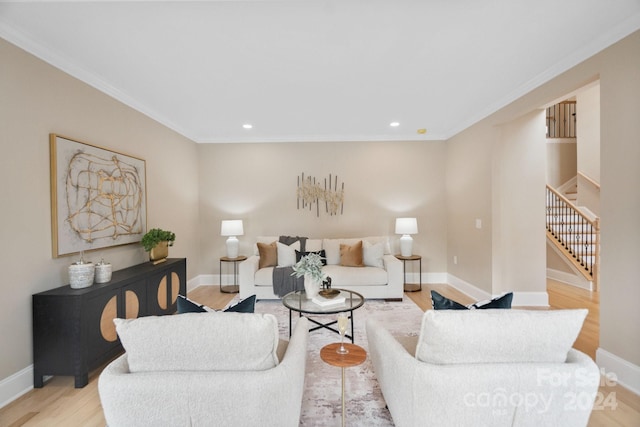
297, 173, 344, 217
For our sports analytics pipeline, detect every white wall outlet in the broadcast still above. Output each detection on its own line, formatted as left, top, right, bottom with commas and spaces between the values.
475, 218, 482, 229
453, 255, 458, 265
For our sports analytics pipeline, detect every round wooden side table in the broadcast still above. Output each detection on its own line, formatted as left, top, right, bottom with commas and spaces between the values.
219, 255, 247, 293
320, 343, 367, 427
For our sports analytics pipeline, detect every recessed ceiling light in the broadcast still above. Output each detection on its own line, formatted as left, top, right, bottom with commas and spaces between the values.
242, 123, 253, 129
390, 122, 400, 127
417, 128, 427, 134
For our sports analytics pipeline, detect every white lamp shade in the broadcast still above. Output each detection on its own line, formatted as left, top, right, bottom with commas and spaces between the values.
221, 220, 244, 236
396, 217, 418, 257
395, 218, 418, 235
221, 220, 243, 258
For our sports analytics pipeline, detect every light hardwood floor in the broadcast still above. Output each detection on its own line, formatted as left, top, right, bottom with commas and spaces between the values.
1, 282, 637, 426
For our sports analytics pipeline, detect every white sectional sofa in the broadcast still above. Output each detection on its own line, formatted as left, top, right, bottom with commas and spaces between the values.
239, 236, 404, 300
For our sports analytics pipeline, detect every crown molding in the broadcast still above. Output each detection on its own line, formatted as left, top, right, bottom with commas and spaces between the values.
2, 9, 639, 144
444, 11, 640, 140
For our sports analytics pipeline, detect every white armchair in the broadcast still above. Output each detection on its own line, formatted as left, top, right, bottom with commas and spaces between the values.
367, 309, 600, 427
99, 313, 309, 427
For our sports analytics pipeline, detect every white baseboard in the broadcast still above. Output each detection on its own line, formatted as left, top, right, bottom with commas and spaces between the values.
401, 272, 448, 285
188, 274, 214, 290
191, 273, 451, 291
187, 274, 235, 291
511, 292, 549, 307
547, 268, 593, 291
596, 348, 640, 396
0, 365, 33, 410
446, 274, 492, 301
447, 274, 548, 306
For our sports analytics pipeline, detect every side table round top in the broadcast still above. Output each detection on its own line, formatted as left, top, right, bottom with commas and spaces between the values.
320, 343, 366, 368
394, 254, 421, 261
220, 255, 247, 262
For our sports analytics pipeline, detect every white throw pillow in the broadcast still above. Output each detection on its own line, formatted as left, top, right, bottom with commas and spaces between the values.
363, 240, 384, 268
115, 312, 280, 372
306, 239, 323, 252
362, 236, 392, 254
277, 241, 300, 267
323, 238, 361, 265
321, 239, 340, 265
415, 309, 588, 365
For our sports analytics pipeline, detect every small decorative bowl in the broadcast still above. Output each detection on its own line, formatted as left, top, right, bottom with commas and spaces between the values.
318, 289, 340, 298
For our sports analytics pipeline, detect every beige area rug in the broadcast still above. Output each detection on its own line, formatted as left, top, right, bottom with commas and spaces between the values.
246, 296, 425, 426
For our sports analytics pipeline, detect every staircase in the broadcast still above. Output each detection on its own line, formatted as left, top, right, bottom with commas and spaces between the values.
546, 185, 600, 290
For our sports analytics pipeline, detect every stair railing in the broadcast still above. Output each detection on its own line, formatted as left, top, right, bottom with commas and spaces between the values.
546, 185, 600, 288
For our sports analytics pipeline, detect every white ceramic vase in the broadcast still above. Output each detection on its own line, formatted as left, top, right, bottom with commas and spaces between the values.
95, 259, 112, 283
304, 273, 321, 299
69, 261, 95, 289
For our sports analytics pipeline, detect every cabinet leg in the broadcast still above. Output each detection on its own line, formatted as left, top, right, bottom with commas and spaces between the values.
74, 373, 88, 388
33, 372, 43, 388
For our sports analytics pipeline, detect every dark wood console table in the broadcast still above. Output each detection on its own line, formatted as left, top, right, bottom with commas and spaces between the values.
32, 258, 186, 388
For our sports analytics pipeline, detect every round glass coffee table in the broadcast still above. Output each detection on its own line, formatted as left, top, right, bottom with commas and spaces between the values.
282, 289, 364, 343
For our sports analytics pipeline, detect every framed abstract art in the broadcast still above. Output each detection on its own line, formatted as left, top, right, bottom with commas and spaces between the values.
50, 134, 147, 257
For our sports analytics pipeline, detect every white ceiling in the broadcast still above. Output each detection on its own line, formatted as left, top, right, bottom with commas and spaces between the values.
1, 1, 639, 143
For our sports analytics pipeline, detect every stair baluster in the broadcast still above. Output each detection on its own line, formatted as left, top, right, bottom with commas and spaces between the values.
546, 185, 600, 289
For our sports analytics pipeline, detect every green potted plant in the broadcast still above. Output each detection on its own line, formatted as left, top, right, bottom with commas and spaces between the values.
141, 228, 175, 264
291, 252, 326, 298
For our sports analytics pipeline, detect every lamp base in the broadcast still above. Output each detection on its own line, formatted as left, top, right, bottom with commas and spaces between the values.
400, 234, 413, 257
226, 236, 239, 258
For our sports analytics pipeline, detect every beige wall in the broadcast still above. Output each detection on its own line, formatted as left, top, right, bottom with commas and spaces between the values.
576, 82, 601, 214
445, 123, 494, 293
446, 111, 547, 301
547, 243, 576, 273
0, 39, 200, 382
577, 82, 601, 183
491, 110, 547, 297
197, 141, 448, 274
445, 30, 640, 368
598, 31, 640, 367
546, 140, 577, 188
577, 173, 601, 216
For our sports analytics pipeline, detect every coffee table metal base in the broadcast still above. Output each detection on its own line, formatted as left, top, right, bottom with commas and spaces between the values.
289, 311, 355, 343
282, 289, 364, 344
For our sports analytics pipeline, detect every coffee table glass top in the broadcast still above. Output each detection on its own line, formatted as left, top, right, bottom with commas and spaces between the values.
282, 289, 364, 315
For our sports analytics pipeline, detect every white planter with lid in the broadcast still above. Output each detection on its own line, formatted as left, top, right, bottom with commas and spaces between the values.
95, 259, 112, 283
69, 261, 95, 289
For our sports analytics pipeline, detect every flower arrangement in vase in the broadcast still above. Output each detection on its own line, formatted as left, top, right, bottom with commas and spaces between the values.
291, 252, 326, 298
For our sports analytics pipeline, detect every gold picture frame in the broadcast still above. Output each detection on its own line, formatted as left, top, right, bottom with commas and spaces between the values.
50, 134, 147, 258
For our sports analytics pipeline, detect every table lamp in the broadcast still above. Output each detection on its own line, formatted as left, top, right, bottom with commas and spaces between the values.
395, 217, 418, 257
221, 220, 243, 258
